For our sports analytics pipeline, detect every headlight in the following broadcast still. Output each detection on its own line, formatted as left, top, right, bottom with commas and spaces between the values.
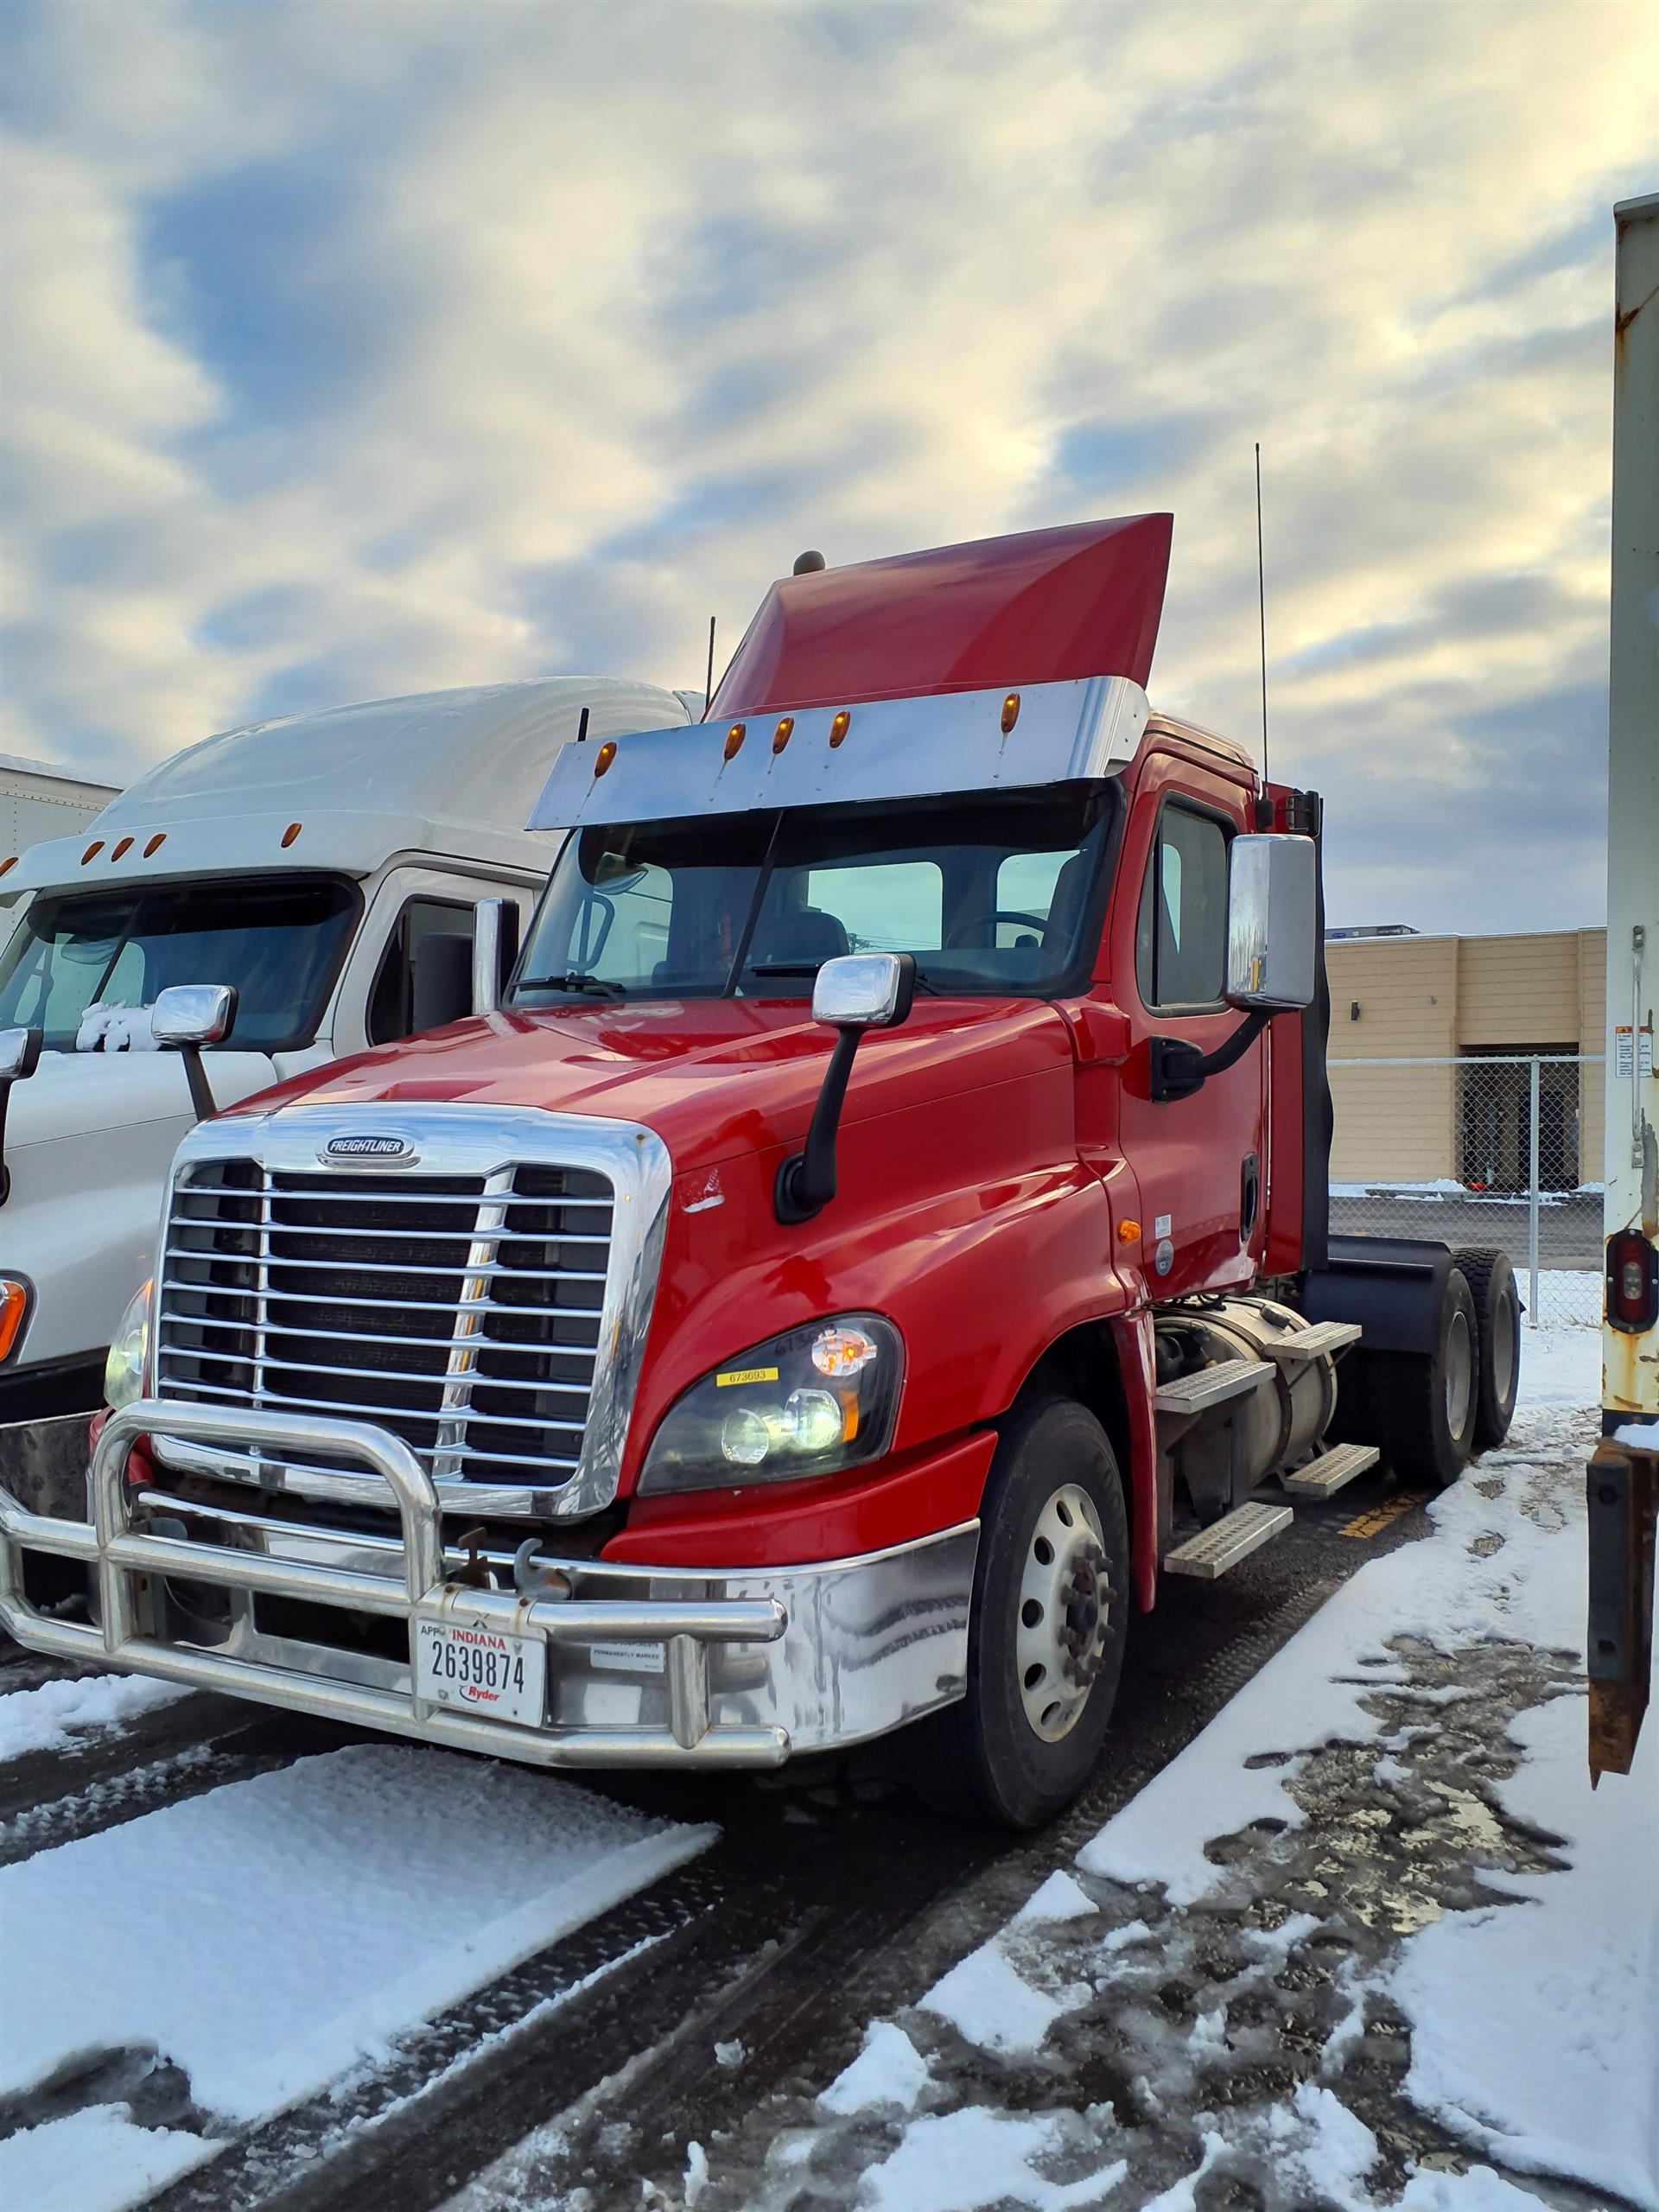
639, 1314, 902, 1496
105, 1280, 152, 1413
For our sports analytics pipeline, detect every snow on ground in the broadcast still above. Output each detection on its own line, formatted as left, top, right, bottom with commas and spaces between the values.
0, 1745, 715, 2212
0, 2107, 207, 2212
0, 1669, 186, 1761
729, 1328, 1656, 2212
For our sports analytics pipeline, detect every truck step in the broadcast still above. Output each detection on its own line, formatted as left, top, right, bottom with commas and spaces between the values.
1280, 1441, 1381, 1498
1262, 1320, 1363, 1363
1162, 1501, 1293, 1580
1154, 1357, 1270, 1418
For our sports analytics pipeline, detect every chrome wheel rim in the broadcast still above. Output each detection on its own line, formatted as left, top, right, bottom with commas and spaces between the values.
1015, 1483, 1109, 1743
1446, 1307, 1474, 1437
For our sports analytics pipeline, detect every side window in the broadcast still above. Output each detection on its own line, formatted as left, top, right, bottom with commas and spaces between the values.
1136, 804, 1229, 1009
368, 899, 476, 1045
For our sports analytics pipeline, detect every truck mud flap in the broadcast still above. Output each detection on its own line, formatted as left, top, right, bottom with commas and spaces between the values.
1300, 1234, 1454, 1357
1586, 1431, 1656, 1781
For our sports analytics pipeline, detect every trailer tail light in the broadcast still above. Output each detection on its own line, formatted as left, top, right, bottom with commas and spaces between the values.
1606, 1230, 1658, 1333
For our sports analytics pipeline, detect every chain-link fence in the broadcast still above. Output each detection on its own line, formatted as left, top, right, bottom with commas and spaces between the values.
1328, 1054, 1605, 1330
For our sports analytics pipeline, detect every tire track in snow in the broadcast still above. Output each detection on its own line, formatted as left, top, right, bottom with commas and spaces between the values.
0, 1744, 717, 2212
0, 1674, 367, 1865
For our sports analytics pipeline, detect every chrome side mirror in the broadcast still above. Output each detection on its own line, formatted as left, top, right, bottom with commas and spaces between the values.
1225, 835, 1317, 1012
471, 897, 520, 1016
152, 984, 237, 1123
0, 1024, 42, 1208
779, 954, 917, 1224
810, 952, 917, 1032
0, 1026, 42, 1084
152, 983, 238, 1046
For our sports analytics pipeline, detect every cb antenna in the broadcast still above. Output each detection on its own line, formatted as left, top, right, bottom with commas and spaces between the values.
704, 615, 716, 718
1255, 442, 1270, 788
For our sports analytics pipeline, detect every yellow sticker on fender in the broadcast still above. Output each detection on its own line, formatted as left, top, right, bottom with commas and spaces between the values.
716, 1366, 779, 1387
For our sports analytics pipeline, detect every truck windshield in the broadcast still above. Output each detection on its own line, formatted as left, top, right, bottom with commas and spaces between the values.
512, 785, 1117, 1003
0, 874, 359, 1052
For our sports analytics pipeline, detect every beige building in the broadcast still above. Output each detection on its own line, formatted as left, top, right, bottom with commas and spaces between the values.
1326, 927, 1605, 1188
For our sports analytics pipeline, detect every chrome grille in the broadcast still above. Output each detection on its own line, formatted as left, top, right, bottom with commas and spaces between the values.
155, 1161, 614, 1493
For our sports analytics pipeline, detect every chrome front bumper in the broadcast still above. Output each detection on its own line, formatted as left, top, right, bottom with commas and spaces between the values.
0, 1401, 978, 1770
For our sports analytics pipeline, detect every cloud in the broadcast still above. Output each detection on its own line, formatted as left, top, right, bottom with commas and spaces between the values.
1, 0, 1652, 930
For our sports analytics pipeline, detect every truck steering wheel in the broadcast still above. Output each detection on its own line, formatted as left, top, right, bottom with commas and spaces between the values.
944, 908, 1049, 949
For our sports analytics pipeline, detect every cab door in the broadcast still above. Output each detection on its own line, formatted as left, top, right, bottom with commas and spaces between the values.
1114, 751, 1266, 1298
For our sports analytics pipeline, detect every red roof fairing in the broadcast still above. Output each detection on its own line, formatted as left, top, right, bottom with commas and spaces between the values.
709, 512, 1173, 719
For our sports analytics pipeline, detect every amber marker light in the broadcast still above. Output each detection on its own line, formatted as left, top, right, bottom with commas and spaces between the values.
1001, 692, 1020, 734
0, 1281, 26, 1363
82, 841, 104, 864
281, 822, 302, 848
143, 833, 166, 857
830, 710, 851, 747
0, 856, 15, 880
772, 716, 794, 753
111, 836, 133, 861
594, 741, 618, 776
724, 722, 747, 760
1117, 1219, 1141, 1243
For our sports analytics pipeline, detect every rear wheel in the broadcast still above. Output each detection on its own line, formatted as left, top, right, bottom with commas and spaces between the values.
1375, 1267, 1479, 1490
912, 1395, 1129, 1828
1452, 1245, 1522, 1452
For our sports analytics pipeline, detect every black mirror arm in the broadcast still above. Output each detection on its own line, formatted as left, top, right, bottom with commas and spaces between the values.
175, 1046, 217, 1124
1148, 1008, 1270, 1103
0, 1084, 16, 1208
775, 1026, 863, 1224
0, 1029, 44, 1207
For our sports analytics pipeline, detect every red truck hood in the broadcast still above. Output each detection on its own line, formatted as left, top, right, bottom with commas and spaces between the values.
231, 996, 1069, 1175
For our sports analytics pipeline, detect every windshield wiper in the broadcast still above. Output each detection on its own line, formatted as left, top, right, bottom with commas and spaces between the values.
518, 971, 626, 999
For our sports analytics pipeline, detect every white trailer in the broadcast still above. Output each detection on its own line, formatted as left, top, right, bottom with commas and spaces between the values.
0, 677, 691, 1448
1587, 189, 1659, 1780
1, 755, 120, 893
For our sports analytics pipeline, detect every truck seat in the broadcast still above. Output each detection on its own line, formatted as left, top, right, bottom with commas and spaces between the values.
749, 908, 851, 969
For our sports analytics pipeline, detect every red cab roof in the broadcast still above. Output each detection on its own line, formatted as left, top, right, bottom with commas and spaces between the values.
709, 512, 1173, 719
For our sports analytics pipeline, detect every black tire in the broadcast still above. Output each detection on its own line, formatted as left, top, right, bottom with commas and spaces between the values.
1374, 1267, 1480, 1490
1452, 1245, 1522, 1452
912, 1395, 1130, 1829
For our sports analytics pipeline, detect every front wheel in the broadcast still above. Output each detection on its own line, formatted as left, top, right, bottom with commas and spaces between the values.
913, 1395, 1129, 1828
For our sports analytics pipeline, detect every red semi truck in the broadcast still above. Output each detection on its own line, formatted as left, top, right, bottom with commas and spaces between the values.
0, 516, 1522, 1826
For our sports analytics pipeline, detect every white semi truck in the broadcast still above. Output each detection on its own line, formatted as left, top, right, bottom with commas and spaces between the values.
0, 677, 693, 1491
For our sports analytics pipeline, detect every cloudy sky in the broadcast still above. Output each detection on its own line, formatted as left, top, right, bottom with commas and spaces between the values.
2, 0, 1652, 932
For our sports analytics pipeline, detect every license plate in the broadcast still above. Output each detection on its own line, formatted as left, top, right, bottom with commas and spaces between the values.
416, 1619, 546, 1728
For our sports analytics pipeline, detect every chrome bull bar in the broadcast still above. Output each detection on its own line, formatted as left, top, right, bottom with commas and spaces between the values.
0, 1400, 790, 1768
